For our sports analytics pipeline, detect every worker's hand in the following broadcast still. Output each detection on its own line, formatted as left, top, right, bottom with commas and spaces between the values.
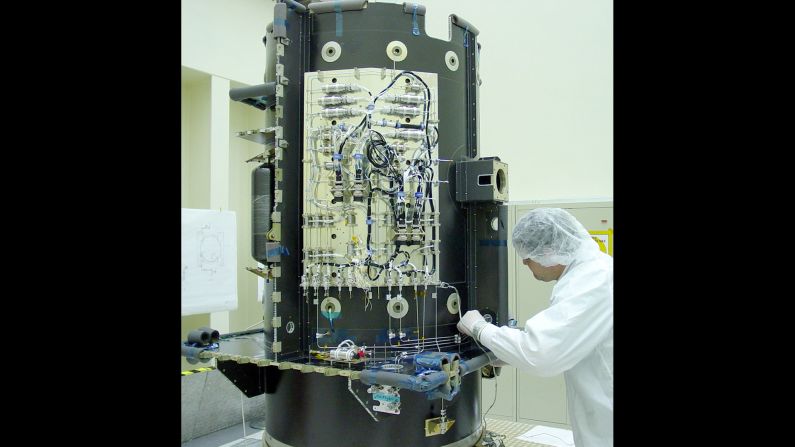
457, 310, 489, 341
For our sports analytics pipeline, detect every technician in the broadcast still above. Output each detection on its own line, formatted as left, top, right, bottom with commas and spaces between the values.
457, 208, 613, 446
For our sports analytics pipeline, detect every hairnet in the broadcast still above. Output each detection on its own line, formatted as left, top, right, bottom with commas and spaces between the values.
512, 208, 598, 266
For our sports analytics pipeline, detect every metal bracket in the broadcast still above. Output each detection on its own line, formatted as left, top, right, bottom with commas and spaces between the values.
236, 127, 279, 146
245, 266, 270, 279
245, 153, 269, 163
425, 417, 455, 437
267, 223, 282, 241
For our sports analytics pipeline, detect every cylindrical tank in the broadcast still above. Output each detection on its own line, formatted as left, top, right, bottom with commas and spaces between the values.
258, 3, 485, 446
251, 164, 271, 263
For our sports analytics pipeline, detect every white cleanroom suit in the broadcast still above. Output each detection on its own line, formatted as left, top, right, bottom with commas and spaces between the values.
459, 208, 613, 446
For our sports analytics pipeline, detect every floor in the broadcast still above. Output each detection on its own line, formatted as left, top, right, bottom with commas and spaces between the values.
181, 418, 566, 447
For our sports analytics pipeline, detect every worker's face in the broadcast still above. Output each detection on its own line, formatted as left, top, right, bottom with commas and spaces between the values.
523, 258, 565, 282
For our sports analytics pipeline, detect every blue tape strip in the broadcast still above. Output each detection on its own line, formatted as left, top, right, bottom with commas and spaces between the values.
464, 25, 469, 48
412, 4, 420, 36
274, 18, 288, 27
335, 1, 343, 37
265, 245, 291, 257
478, 239, 507, 247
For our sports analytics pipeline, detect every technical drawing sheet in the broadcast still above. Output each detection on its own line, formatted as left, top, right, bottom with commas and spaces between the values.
181, 208, 238, 315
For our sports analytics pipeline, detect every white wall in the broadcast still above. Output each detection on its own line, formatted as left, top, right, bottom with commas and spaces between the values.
182, 0, 612, 201
417, 0, 613, 201
181, 0, 272, 85
181, 67, 263, 365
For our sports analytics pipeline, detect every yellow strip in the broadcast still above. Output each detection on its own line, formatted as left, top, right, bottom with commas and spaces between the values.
181, 366, 216, 376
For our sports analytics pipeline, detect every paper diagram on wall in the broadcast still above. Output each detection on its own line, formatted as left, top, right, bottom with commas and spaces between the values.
182, 208, 238, 316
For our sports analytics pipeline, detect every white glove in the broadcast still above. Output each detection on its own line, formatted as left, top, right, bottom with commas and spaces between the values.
457, 310, 490, 342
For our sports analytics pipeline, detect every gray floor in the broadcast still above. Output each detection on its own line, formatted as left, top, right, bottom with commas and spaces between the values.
182, 369, 267, 443
182, 421, 263, 447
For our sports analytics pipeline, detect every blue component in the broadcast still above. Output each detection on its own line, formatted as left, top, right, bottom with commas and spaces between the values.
366, 217, 373, 225
334, 1, 343, 37
414, 191, 423, 198
332, 153, 343, 160
353, 153, 363, 160
397, 191, 405, 198
373, 392, 400, 403
415, 351, 457, 370
265, 245, 291, 258
464, 25, 469, 48
411, 4, 420, 36
321, 310, 341, 320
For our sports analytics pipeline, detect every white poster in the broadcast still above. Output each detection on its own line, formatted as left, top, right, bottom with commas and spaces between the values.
181, 208, 238, 315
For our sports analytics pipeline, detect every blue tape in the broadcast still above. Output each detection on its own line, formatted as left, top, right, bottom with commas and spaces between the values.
332, 153, 343, 160
464, 25, 469, 48
266, 245, 291, 257
412, 4, 420, 36
274, 18, 288, 28
353, 153, 363, 160
335, 1, 343, 37
321, 310, 341, 320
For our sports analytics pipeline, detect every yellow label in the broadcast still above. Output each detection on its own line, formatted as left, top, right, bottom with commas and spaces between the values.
588, 229, 613, 256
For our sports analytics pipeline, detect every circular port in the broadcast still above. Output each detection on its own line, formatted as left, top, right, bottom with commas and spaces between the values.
322, 41, 342, 62
386, 41, 408, 62
445, 51, 460, 71
447, 293, 460, 315
387, 297, 409, 319
496, 168, 507, 194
